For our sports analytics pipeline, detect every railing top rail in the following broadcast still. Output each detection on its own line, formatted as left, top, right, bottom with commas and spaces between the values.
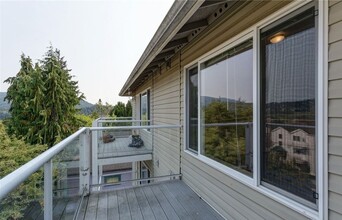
97, 119, 150, 123
0, 127, 87, 200
99, 116, 133, 120
89, 124, 182, 131
204, 122, 253, 127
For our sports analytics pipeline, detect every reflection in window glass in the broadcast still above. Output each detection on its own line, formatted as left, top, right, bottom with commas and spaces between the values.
187, 67, 198, 152
200, 40, 253, 176
140, 91, 150, 126
260, 7, 316, 205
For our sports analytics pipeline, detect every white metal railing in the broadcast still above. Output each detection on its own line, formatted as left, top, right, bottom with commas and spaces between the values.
0, 127, 88, 220
90, 123, 181, 189
0, 121, 181, 219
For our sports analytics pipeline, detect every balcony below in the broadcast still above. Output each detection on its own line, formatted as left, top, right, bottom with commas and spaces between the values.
97, 136, 152, 166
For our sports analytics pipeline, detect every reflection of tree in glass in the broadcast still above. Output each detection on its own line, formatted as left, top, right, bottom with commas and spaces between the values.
202, 100, 252, 173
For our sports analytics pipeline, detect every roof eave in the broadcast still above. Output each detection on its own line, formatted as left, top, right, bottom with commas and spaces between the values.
119, 0, 204, 96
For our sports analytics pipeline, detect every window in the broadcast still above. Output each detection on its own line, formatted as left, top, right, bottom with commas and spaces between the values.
140, 90, 150, 127
200, 40, 253, 176
185, 2, 321, 212
293, 136, 301, 142
260, 6, 317, 205
186, 39, 254, 176
186, 67, 198, 152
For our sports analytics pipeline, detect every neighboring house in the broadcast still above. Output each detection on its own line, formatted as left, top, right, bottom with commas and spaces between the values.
271, 127, 316, 176
119, 1, 342, 219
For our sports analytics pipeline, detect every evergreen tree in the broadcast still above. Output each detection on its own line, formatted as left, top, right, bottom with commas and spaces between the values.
125, 100, 132, 117
0, 121, 46, 219
4, 46, 84, 147
111, 101, 126, 117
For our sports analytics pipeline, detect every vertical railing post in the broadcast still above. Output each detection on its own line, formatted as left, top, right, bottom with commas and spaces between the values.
79, 129, 90, 195
44, 160, 53, 220
91, 120, 99, 190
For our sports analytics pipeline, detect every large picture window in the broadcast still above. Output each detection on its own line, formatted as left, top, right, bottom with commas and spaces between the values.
200, 40, 253, 176
260, 6, 317, 205
185, 2, 321, 211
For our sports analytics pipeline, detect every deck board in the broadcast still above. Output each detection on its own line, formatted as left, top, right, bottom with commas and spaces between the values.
96, 193, 108, 220
159, 184, 193, 220
151, 184, 180, 220
117, 189, 131, 220
165, 181, 223, 220
49, 180, 223, 220
76, 196, 89, 220
84, 193, 98, 220
142, 186, 168, 220
126, 188, 144, 219
134, 187, 156, 220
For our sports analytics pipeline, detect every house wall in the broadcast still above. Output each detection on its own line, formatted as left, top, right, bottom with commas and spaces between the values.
150, 58, 182, 177
328, 1, 342, 219
179, 2, 312, 219
128, 0, 342, 219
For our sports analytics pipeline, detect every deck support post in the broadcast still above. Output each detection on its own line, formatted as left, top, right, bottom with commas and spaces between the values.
80, 129, 91, 195
92, 120, 99, 191
44, 160, 53, 220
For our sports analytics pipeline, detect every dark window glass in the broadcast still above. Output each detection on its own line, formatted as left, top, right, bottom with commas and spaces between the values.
140, 91, 150, 127
187, 67, 198, 152
279, 134, 282, 139
200, 40, 253, 176
260, 6, 316, 205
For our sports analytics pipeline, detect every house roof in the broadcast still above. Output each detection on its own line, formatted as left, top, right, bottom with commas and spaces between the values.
119, 0, 241, 96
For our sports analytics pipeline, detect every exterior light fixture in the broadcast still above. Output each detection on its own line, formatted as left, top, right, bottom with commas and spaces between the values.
270, 33, 285, 44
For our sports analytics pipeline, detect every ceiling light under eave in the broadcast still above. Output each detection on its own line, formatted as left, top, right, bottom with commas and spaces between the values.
270, 33, 285, 44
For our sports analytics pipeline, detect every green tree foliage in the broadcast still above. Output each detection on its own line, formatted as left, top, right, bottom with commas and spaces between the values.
91, 99, 113, 118
109, 100, 132, 117
125, 100, 132, 117
4, 46, 84, 147
202, 100, 253, 171
111, 101, 126, 117
0, 121, 47, 219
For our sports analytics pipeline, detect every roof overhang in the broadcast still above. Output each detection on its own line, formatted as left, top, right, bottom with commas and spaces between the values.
119, 0, 239, 96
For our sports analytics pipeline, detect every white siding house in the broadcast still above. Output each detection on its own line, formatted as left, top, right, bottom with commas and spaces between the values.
119, 0, 342, 219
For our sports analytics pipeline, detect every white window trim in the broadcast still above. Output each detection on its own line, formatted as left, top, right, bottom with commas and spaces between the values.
182, 0, 327, 219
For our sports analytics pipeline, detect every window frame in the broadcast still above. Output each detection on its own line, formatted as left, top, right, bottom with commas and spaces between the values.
186, 65, 199, 154
139, 89, 150, 130
183, 0, 327, 219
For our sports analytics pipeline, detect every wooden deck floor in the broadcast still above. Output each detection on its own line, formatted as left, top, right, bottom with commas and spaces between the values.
76, 180, 223, 220
98, 137, 152, 159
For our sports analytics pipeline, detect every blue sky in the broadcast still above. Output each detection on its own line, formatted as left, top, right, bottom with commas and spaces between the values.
0, 0, 174, 104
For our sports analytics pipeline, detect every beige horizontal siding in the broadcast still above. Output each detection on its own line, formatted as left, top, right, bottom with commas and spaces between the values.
328, 3, 342, 216
329, 192, 342, 215
329, 40, 342, 62
329, 1, 342, 24
152, 61, 181, 177
182, 153, 309, 220
329, 136, 342, 155
329, 173, 342, 194
329, 21, 342, 43
329, 59, 342, 80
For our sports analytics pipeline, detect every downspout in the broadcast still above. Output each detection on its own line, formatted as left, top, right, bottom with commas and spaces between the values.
179, 50, 182, 178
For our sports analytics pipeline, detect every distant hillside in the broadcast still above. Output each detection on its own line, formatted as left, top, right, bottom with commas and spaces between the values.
0, 92, 10, 110
77, 99, 95, 115
0, 92, 95, 118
